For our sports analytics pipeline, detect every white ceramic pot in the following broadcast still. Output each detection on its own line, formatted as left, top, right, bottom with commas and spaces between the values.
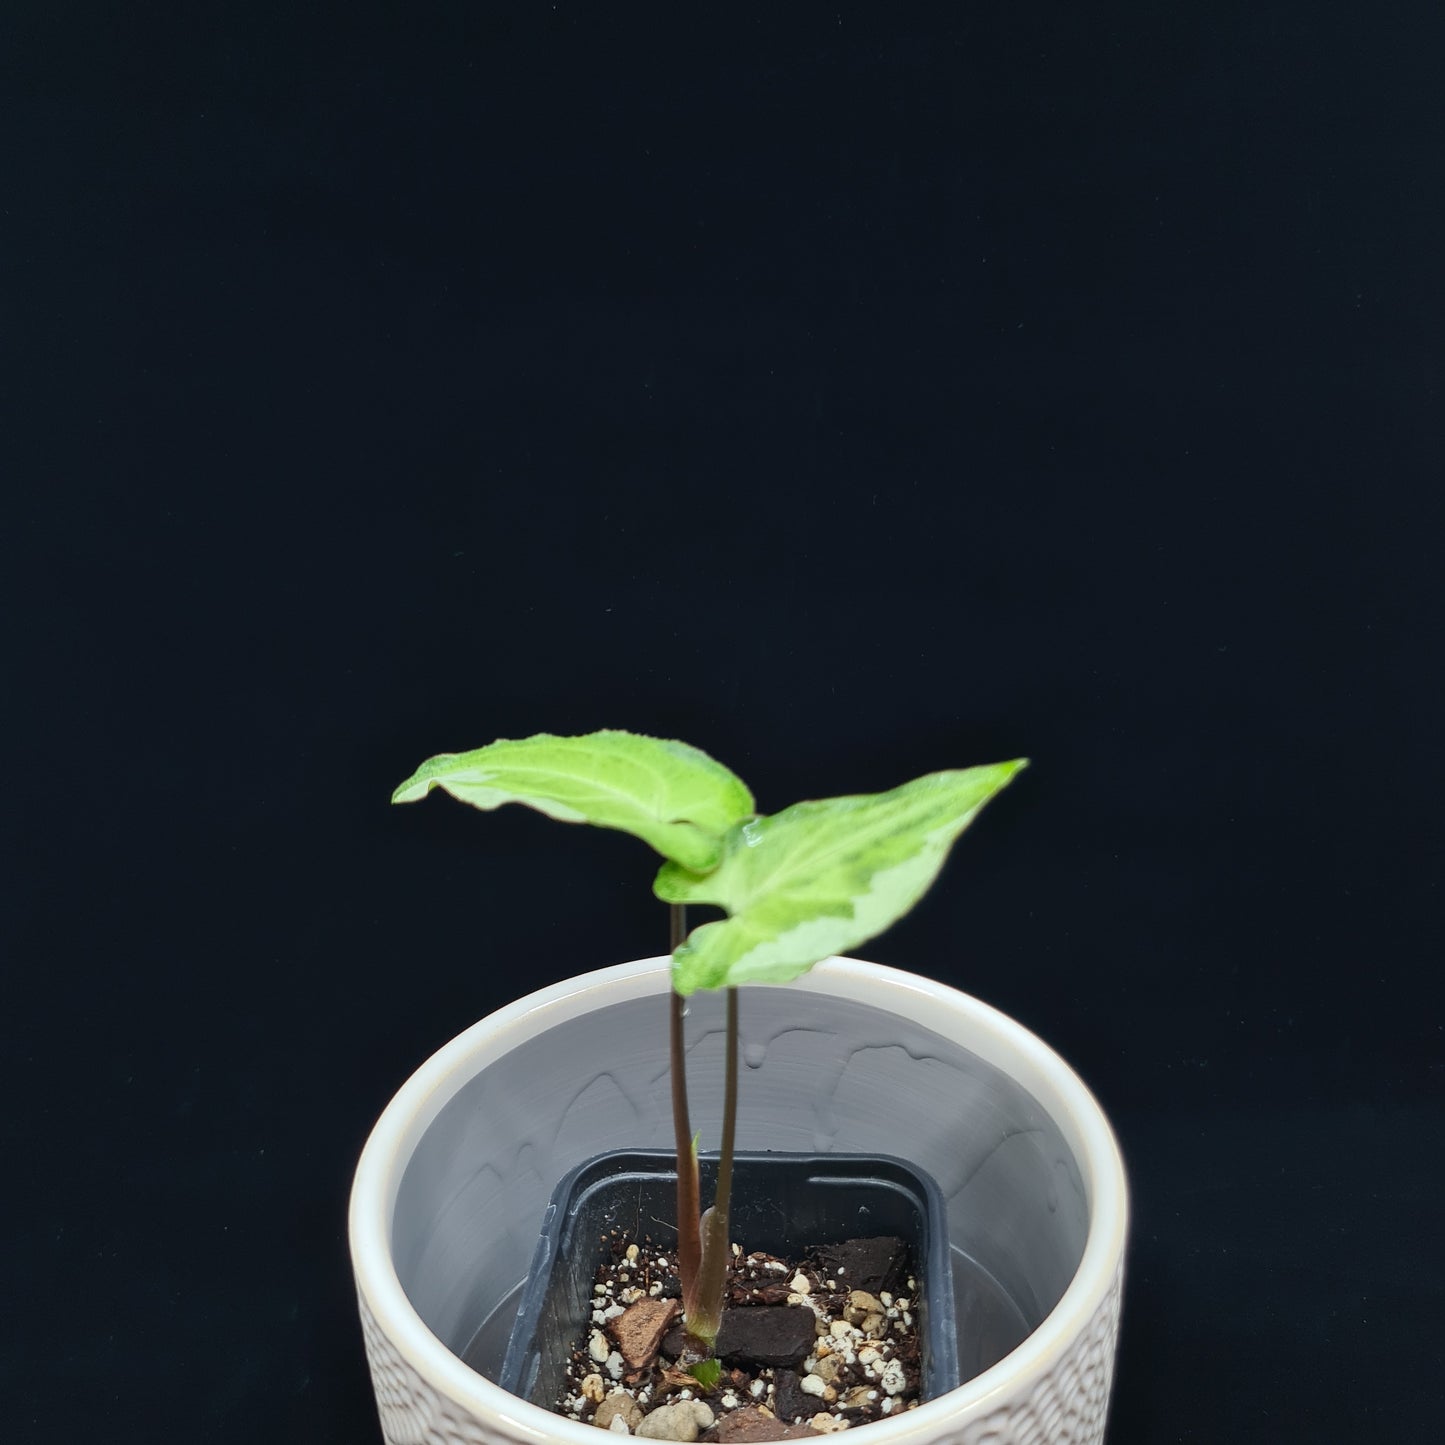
350, 957, 1128, 1445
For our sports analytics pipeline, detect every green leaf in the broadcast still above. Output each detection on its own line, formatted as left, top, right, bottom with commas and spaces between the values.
687, 1358, 722, 1389
656, 761, 1028, 995
392, 730, 755, 872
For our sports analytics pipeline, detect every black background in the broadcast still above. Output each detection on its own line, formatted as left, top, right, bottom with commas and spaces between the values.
5, 3, 1441, 1441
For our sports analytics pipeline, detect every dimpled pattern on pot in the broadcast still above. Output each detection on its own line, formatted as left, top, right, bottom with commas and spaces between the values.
357, 1264, 1122, 1445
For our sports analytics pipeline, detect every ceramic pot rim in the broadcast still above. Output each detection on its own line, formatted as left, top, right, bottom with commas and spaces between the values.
350, 956, 1129, 1445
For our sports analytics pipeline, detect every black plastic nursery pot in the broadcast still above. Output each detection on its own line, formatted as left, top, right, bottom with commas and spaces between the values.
498, 1148, 960, 1414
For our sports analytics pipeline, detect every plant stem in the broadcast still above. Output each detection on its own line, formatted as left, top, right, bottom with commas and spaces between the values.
716, 987, 739, 1228
687, 986, 741, 1350
669, 904, 704, 1337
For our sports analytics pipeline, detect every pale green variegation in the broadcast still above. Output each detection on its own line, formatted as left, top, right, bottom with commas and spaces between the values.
391, 730, 755, 873
655, 761, 1027, 996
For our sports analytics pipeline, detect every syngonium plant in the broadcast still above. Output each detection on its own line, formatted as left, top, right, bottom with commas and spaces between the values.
393, 730, 1025, 1379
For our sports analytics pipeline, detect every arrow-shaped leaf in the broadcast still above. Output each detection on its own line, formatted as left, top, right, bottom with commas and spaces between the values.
655, 760, 1027, 995
392, 730, 755, 872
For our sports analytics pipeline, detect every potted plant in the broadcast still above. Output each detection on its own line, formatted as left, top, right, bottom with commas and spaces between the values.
351, 732, 1128, 1445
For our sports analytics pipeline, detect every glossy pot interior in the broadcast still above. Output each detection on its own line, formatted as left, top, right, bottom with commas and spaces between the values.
384, 968, 1092, 1391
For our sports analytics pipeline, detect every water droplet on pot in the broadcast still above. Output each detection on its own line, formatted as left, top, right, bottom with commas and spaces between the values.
743, 1042, 766, 1069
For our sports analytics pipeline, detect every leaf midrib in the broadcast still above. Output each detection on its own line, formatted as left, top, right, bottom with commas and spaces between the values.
459, 751, 711, 825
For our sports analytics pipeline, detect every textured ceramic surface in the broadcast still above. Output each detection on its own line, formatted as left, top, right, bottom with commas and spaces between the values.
350, 957, 1128, 1445
359, 1263, 1121, 1445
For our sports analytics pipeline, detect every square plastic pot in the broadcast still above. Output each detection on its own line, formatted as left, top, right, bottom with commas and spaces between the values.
497, 1148, 961, 1409
350, 957, 1128, 1445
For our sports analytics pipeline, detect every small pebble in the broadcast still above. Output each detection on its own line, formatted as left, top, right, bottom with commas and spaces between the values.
581, 1374, 606, 1404
588, 1330, 610, 1363
879, 1360, 907, 1396
790, 1272, 810, 1295
595, 1394, 644, 1433
799, 1375, 827, 1398
635, 1400, 714, 1442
